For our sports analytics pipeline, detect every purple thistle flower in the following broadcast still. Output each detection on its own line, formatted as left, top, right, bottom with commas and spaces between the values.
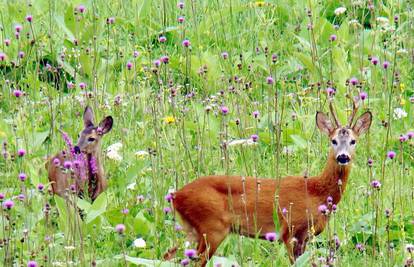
26, 15, 33, 23
266, 76, 274, 85
407, 131, 414, 139
387, 150, 396, 159
0, 193, 4, 200
18, 148, 26, 157
79, 82, 86, 89
367, 158, 373, 167
53, 158, 61, 166
165, 193, 173, 202
18, 194, 25, 201
252, 110, 259, 118
349, 77, 358, 86
271, 54, 278, 63
121, 208, 129, 215
160, 55, 169, 64
159, 36, 167, 43
63, 161, 72, 169
383, 61, 390, 69
371, 180, 381, 189
115, 224, 126, 234
4, 39, 11, 46
15, 25, 23, 32
220, 106, 229, 115
3, 199, 14, 209
326, 87, 335, 96
265, 232, 277, 242
282, 207, 288, 216
318, 204, 329, 215
327, 196, 333, 204
107, 17, 115, 24
67, 82, 75, 89
182, 39, 191, 47
329, 34, 337, 42
356, 243, 365, 252
371, 57, 379, 65
332, 204, 337, 212
77, 5, 86, 13
13, 89, 24, 98
251, 134, 259, 142
184, 248, 197, 258
181, 258, 190, 266
27, 261, 38, 267
175, 224, 183, 231
164, 207, 172, 214
126, 61, 133, 70
177, 16, 185, 23
19, 173, 27, 181
15, 31, 20, 39
359, 91, 368, 101
133, 51, 140, 58
37, 183, 44, 191
406, 244, 414, 253
137, 195, 145, 202
399, 135, 408, 142
221, 52, 229, 60
154, 60, 161, 67
0, 52, 6, 61
177, 1, 185, 9
18, 51, 25, 59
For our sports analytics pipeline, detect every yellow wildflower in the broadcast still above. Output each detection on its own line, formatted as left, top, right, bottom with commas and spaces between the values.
0, 130, 5, 137
164, 116, 176, 124
400, 98, 406, 106
400, 83, 405, 92
255, 1, 266, 7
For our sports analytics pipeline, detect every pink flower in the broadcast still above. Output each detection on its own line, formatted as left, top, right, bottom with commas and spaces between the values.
115, 224, 126, 234
265, 232, 277, 242
182, 39, 191, 47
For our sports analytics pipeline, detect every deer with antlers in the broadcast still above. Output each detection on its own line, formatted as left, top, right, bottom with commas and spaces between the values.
164, 98, 372, 265
47, 106, 113, 201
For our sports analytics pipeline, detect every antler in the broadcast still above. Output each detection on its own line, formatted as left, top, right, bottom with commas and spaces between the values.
328, 98, 341, 128
347, 95, 360, 127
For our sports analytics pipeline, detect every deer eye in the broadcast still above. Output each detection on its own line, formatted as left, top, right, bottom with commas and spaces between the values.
331, 139, 338, 145
350, 140, 356, 145
87, 137, 96, 142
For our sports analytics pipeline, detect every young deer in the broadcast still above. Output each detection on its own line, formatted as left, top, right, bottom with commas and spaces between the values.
47, 106, 113, 201
165, 100, 372, 265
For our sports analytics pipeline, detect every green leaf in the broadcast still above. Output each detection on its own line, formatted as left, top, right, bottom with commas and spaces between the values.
54, 196, 69, 234
85, 192, 108, 224
294, 251, 310, 267
133, 211, 153, 237
115, 255, 175, 266
31, 130, 49, 150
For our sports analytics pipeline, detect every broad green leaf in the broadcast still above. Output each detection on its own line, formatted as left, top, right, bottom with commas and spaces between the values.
85, 192, 108, 224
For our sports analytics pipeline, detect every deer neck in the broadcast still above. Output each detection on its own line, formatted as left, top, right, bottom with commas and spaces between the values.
317, 150, 352, 204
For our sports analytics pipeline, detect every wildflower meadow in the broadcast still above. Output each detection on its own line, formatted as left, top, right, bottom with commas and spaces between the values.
0, 0, 413, 266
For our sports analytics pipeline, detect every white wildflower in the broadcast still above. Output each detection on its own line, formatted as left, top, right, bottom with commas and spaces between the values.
227, 139, 258, 147
135, 150, 149, 158
107, 142, 123, 152
349, 19, 361, 27
106, 150, 122, 161
126, 182, 136, 190
393, 108, 407, 120
133, 238, 146, 248
376, 17, 389, 25
334, 7, 346, 16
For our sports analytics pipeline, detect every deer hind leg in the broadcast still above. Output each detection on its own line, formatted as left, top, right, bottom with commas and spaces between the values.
196, 221, 230, 267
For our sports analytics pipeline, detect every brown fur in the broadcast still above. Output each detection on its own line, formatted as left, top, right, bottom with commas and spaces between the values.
165, 111, 372, 266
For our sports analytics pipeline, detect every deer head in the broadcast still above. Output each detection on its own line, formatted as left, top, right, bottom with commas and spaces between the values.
316, 98, 372, 165
74, 106, 113, 155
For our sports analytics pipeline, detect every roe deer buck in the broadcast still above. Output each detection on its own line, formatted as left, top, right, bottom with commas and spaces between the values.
47, 106, 113, 201
165, 99, 372, 266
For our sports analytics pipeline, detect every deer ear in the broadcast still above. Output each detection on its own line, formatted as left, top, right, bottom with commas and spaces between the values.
98, 116, 113, 135
83, 106, 94, 127
352, 111, 372, 136
316, 112, 335, 136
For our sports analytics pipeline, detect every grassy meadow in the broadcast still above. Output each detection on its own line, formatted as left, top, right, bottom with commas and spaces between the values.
0, 0, 413, 266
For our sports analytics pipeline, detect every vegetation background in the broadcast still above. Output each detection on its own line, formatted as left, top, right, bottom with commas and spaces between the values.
0, 0, 413, 266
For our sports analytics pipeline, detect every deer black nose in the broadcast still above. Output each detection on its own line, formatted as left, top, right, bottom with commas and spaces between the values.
336, 154, 350, 164
74, 146, 81, 154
